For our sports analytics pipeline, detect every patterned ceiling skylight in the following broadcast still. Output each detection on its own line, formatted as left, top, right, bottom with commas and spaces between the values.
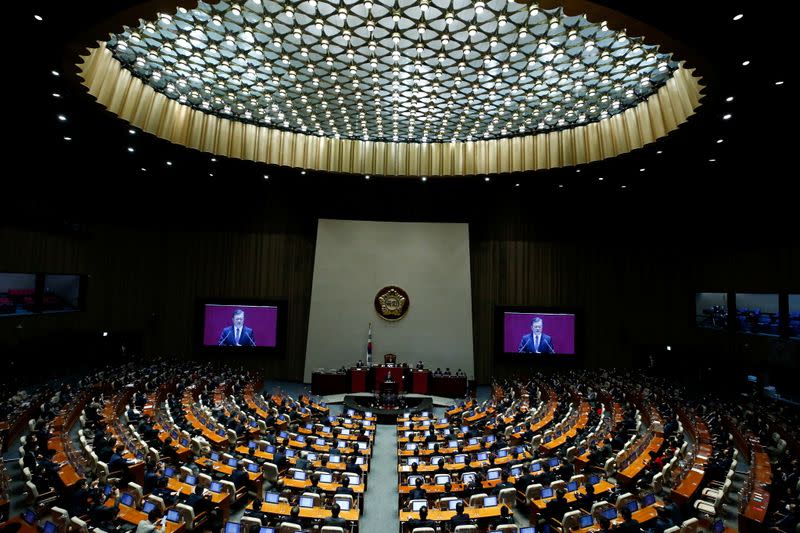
107, 0, 679, 143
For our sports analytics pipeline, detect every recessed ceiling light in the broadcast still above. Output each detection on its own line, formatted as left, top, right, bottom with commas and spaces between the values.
421, 176, 427, 181
166, 161, 172, 166
558, 184, 564, 188
127, 147, 134, 152
716, 139, 724, 144
34, 15, 43, 21
723, 114, 732, 120
484, 176, 490, 182
52, 93, 60, 98
365, 175, 370, 179
775, 80, 784, 86
708, 158, 716, 162
300, 170, 306, 175
726, 96, 734, 102
63, 136, 71, 141
51, 70, 59, 76
656, 150, 663, 154
639, 168, 645, 172
263, 174, 269, 179
129, 129, 136, 134
621, 185, 627, 189
733, 13, 743, 21
57, 114, 66, 121
210, 157, 216, 162
102, 332, 108, 337
598, 177, 604, 181
575, 169, 581, 173
515, 183, 519, 187
742, 60, 750, 66
141, 167, 147, 171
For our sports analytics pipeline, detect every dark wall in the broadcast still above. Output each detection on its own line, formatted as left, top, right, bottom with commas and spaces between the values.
2, 179, 798, 386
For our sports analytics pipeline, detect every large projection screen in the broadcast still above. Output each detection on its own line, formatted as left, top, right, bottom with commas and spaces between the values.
304, 219, 474, 382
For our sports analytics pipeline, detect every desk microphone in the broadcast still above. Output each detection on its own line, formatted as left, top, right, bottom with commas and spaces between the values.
544, 338, 555, 353
243, 331, 256, 346
219, 329, 232, 346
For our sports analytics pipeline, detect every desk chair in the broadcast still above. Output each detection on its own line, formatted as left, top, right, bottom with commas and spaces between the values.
615, 493, 635, 513
320, 528, 346, 533
554, 509, 581, 532
70, 516, 89, 533
468, 493, 488, 507
680, 518, 699, 533
302, 492, 322, 507
240, 516, 263, 532
437, 497, 459, 510
498, 488, 516, 508
651, 472, 663, 494
49, 506, 70, 533
146, 495, 166, 513
279, 523, 302, 533
663, 527, 679, 533
453, 525, 478, 533
524, 483, 543, 501
496, 526, 518, 532
410, 528, 435, 533
333, 494, 354, 510
26, 480, 58, 509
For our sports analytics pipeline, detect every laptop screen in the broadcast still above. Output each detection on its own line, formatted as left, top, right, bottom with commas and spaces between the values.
298, 496, 314, 508
319, 473, 333, 483
588, 475, 600, 485
531, 463, 542, 472
185, 475, 197, 486
476, 452, 488, 461
448, 440, 459, 449
566, 481, 578, 492
540, 488, 554, 499
641, 493, 656, 507
228, 458, 238, 467
142, 501, 157, 514
579, 515, 594, 528
462, 473, 476, 484
497, 449, 508, 458
285, 449, 296, 457
520, 528, 536, 533
336, 498, 351, 510
211, 452, 220, 461
435, 475, 450, 485
259, 528, 276, 533
355, 457, 365, 465
626, 501, 638, 513
224, 522, 240, 533
164, 468, 175, 478
602, 508, 618, 520
510, 467, 522, 477
548, 458, 558, 467
484, 496, 498, 507
455, 455, 466, 464
264, 492, 280, 504
713, 520, 725, 533
293, 471, 306, 480
247, 463, 259, 473
411, 500, 426, 511
210, 482, 222, 493
119, 493, 135, 507
487, 470, 500, 480
167, 510, 181, 523
329, 454, 341, 463
42, 521, 57, 533
22, 511, 36, 525
448, 499, 461, 510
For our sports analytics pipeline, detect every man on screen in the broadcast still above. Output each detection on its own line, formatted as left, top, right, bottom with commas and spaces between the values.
218, 309, 256, 346
518, 317, 555, 353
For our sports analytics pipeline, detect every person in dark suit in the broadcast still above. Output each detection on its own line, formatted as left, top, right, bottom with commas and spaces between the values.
518, 317, 555, 353
652, 506, 675, 533
218, 309, 255, 346
614, 506, 642, 533
449, 502, 472, 530
322, 503, 348, 528
185, 485, 212, 515
408, 478, 427, 502
493, 471, 514, 495
406, 506, 437, 530
335, 476, 355, 498
544, 488, 569, 523
230, 463, 249, 489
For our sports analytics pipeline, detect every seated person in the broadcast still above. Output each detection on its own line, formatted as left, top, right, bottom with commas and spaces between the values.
613, 506, 642, 533
407, 505, 437, 530
136, 508, 164, 533
185, 485, 213, 515
544, 488, 569, 523
323, 503, 347, 528
281, 506, 305, 531
408, 477, 427, 501
335, 476, 355, 498
493, 471, 514, 495
449, 502, 472, 530
230, 462, 249, 490
434, 368, 443, 376
493, 505, 515, 526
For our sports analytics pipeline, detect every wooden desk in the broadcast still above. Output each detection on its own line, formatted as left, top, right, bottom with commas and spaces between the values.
282, 477, 365, 494
106, 501, 185, 533
399, 504, 502, 522
529, 481, 615, 512
255, 501, 360, 522
616, 435, 664, 484
573, 505, 659, 533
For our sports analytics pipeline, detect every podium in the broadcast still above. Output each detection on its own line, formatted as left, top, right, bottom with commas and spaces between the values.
374, 366, 404, 392
350, 368, 368, 393
411, 370, 430, 394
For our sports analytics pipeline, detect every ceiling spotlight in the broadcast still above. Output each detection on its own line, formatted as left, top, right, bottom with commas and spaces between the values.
129, 129, 136, 134
421, 176, 427, 181
141, 167, 147, 171
515, 183, 520, 187
484, 176, 490, 182
51, 70, 59, 76
209, 172, 214, 177
166, 161, 172, 166
621, 185, 627, 189
365, 175, 370, 179
301, 170, 306, 175
57, 114, 67, 121
656, 150, 663, 154
726, 96, 734, 102
558, 184, 564, 188
741, 60, 750, 66
716, 139, 724, 144
575, 169, 581, 173
263, 174, 269, 179
733, 13, 743, 20
127, 147, 134, 152
723, 114, 732, 120
639, 168, 645, 172
708, 158, 716, 162
63, 136, 72, 141
775, 80, 784, 85
597, 177, 604, 181
211, 157, 217, 162
102, 332, 108, 337
34, 14, 43, 21
52, 93, 60, 98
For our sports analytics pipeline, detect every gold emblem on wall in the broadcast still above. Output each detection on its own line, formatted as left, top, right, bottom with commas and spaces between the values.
374, 286, 410, 321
